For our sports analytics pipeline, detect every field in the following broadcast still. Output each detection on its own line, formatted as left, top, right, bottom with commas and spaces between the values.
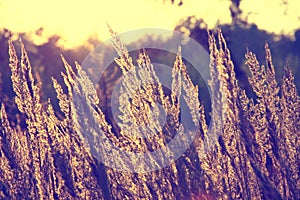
0, 28, 299, 199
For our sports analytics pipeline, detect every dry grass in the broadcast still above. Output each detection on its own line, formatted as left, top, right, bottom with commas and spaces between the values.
0, 29, 298, 199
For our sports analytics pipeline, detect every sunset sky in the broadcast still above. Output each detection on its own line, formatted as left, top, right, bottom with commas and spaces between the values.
1, 0, 299, 48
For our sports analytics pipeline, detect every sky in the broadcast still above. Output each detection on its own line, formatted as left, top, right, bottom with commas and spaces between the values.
1, 0, 299, 48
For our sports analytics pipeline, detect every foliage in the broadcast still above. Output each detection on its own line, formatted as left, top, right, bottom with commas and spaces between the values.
0, 29, 299, 199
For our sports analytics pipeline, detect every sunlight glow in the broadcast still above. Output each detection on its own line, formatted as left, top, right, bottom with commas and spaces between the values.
1, 0, 299, 48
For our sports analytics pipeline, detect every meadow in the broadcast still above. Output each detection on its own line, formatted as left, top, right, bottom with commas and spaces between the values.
0, 29, 299, 199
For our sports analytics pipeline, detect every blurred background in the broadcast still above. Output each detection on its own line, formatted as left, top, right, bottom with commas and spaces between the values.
0, 0, 299, 117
